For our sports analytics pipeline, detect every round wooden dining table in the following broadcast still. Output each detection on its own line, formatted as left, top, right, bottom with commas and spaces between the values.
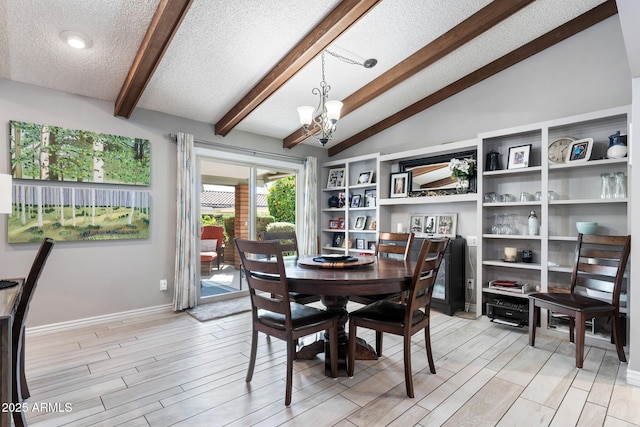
285, 255, 415, 375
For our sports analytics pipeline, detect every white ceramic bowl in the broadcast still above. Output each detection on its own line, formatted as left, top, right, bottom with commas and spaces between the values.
576, 221, 598, 235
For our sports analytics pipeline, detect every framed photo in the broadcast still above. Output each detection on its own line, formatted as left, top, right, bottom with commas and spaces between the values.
327, 168, 345, 188
424, 216, 437, 234
338, 217, 345, 229
357, 170, 374, 185
366, 219, 377, 230
567, 138, 593, 163
329, 219, 339, 229
351, 194, 362, 208
367, 241, 377, 252
343, 238, 354, 249
356, 239, 365, 250
354, 215, 367, 230
332, 232, 344, 248
364, 189, 377, 207
338, 192, 346, 208
507, 144, 531, 169
436, 213, 457, 236
390, 171, 411, 198
410, 215, 424, 233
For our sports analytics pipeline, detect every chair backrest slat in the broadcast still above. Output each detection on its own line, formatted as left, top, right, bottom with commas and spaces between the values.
570, 234, 630, 306
376, 232, 414, 261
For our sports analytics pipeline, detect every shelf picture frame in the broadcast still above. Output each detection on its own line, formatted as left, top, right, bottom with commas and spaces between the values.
332, 232, 344, 248
367, 241, 376, 252
567, 138, 593, 163
357, 170, 374, 185
329, 219, 339, 229
364, 189, 376, 207
507, 144, 531, 169
354, 215, 367, 230
326, 167, 345, 188
390, 171, 411, 198
410, 215, 423, 233
416, 213, 457, 237
350, 194, 362, 208
366, 219, 377, 230
356, 238, 365, 250
338, 217, 345, 230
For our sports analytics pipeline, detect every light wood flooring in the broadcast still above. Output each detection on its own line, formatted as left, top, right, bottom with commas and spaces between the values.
22, 302, 640, 426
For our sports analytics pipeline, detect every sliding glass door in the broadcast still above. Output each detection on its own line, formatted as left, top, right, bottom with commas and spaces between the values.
195, 148, 303, 304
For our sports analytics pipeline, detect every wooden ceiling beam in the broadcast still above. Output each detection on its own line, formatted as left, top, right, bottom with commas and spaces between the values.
114, 0, 193, 118
328, 0, 618, 156
214, 0, 381, 137
284, 0, 534, 149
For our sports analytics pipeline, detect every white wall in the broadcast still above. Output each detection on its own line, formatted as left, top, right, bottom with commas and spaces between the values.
0, 79, 326, 327
333, 16, 630, 160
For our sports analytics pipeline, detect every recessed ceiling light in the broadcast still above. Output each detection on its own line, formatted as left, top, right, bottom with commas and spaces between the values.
61, 31, 92, 49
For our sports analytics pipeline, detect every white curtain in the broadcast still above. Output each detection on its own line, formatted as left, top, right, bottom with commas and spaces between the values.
173, 132, 198, 310
300, 156, 318, 255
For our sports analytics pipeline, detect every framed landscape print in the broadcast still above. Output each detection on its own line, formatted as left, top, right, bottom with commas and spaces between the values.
7, 184, 150, 243
9, 120, 150, 185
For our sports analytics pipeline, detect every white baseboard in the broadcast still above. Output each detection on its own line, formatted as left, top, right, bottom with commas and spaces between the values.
627, 367, 640, 387
26, 304, 174, 336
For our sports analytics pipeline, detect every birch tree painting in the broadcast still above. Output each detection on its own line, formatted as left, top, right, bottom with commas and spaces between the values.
7, 184, 150, 243
9, 121, 150, 185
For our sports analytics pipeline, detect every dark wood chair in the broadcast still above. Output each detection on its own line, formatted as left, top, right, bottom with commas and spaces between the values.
347, 238, 449, 398
234, 238, 339, 406
12, 237, 55, 427
529, 234, 631, 368
349, 232, 415, 306
200, 225, 225, 272
260, 230, 320, 305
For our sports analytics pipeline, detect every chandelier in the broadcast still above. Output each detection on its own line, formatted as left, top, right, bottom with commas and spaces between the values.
297, 51, 343, 146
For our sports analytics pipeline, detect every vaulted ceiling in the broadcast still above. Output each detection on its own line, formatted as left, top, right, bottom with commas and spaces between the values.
0, 0, 618, 156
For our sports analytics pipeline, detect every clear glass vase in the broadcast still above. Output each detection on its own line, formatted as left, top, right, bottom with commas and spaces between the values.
456, 177, 469, 194
613, 172, 626, 198
600, 173, 613, 199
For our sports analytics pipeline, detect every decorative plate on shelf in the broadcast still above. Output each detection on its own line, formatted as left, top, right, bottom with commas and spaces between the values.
548, 137, 575, 164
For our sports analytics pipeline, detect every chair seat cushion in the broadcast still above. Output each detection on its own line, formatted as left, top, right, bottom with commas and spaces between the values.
529, 292, 615, 313
201, 252, 218, 262
289, 292, 320, 304
258, 303, 337, 330
349, 300, 425, 326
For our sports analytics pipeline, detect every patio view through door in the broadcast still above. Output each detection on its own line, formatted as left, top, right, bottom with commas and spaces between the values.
197, 153, 300, 304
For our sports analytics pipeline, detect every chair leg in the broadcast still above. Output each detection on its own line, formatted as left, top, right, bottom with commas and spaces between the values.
612, 315, 627, 363
347, 321, 357, 377
575, 312, 585, 368
246, 330, 258, 382
568, 316, 575, 343
375, 331, 383, 357
403, 333, 414, 398
528, 299, 537, 347
285, 340, 295, 406
329, 321, 338, 378
424, 323, 436, 374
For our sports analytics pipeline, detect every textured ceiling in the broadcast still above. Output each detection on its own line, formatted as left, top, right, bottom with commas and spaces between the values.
0, 0, 613, 150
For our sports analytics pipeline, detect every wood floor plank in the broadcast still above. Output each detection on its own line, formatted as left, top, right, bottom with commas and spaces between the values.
20, 307, 638, 427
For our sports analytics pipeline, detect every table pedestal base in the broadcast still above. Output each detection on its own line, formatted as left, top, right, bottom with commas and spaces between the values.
295, 294, 379, 376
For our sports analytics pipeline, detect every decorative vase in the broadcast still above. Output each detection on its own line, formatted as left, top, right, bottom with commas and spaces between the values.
456, 177, 469, 194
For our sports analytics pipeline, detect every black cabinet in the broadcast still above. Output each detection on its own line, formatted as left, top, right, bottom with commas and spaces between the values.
410, 237, 465, 316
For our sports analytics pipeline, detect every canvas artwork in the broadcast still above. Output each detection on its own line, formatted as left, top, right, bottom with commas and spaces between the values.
7, 184, 150, 243
9, 120, 150, 185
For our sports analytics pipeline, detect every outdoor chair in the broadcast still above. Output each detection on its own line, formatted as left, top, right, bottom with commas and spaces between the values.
200, 225, 225, 273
